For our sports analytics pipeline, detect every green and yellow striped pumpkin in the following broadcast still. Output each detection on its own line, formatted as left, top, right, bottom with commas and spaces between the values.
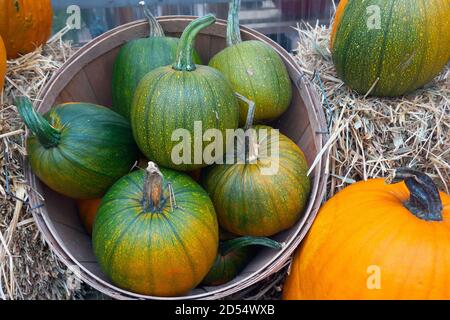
16, 97, 138, 199
131, 15, 239, 171
112, 4, 201, 119
208, 0, 292, 124
93, 163, 219, 296
202, 124, 311, 237
331, 0, 450, 97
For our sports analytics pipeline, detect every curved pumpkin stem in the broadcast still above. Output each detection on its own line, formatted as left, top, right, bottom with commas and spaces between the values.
15, 96, 60, 149
172, 14, 216, 72
143, 161, 164, 211
391, 168, 443, 221
221, 236, 283, 256
227, 0, 242, 47
139, 1, 165, 37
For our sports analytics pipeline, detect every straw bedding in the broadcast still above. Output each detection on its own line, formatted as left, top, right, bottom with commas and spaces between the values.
0, 23, 448, 299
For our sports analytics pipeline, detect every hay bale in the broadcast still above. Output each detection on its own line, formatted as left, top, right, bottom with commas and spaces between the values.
0, 27, 90, 299
296, 22, 449, 197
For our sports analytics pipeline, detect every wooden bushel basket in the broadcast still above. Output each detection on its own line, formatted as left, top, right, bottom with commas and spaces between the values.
26, 16, 328, 300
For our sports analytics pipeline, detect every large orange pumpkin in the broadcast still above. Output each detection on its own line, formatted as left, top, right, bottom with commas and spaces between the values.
283, 168, 450, 300
0, 36, 6, 91
0, 0, 53, 59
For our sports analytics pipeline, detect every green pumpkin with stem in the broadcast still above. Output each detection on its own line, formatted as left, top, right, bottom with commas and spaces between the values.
131, 15, 239, 171
208, 0, 292, 125
202, 236, 283, 286
93, 162, 219, 297
331, 0, 450, 97
202, 96, 311, 236
112, 3, 202, 119
16, 97, 138, 199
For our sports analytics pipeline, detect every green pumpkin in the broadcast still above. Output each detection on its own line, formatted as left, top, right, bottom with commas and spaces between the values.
202, 236, 282, 286
93, 162, 219, 297
131, 15, 239, 171
112, 5, 202, 119
16, 97, 138, 199
208, 0, 292, 125
331, 0, 450, 97
202, 99, 311, 236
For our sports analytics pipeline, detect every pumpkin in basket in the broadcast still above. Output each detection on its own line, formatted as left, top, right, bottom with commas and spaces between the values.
202, 96, 311, 236
112, 3, 202, 119
16, 97, 138, 199
331, 0, 450, 97
93, 162, 219, 296
283, 168, 450, 300
0, 36, 6, 91
77, 198, 101, 235
131, 15, 239, 171
0, 0, 53, 59
202, 236, 282, 286
209, 0, 292, 124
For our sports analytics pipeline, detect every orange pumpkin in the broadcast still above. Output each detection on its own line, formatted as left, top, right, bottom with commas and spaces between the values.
283, 168, 450, 300
0, 36, 6, 91
76, 198, 101, 235
0, 0, 53, 59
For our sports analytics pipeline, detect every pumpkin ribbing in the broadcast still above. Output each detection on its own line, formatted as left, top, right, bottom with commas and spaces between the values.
93, 162, 219, 296
16, 97, 138, 199
111, 3, 201, 119
283, 169, 450, 300
208, 0, 292, 124
331, 0, 450, 97
0, 0, 53, 59
202, 99, 311, 236
131, 15, 239, 171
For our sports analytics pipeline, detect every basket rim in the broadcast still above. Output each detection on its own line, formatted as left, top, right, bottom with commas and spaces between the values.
27, 16, 329, 300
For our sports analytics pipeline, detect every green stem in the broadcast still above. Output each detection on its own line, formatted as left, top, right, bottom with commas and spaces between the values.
172, 14, 216, 72
139, 1, 165, 37
15, 96, 60, 149
220, 236, 282, 256
226, 0, 242, 47
391, 168, 443, 221
143, 162, 164, 211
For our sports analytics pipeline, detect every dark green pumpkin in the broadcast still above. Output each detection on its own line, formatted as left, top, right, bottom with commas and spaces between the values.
331, 0, 450, 97
112, 5, 202, 119
202, 99, 311, 236
131, 15, 239, 171
208, 0, 292, 124
16, 97, 138, 199
202, 236, 282, 286
93, 162, 219, 297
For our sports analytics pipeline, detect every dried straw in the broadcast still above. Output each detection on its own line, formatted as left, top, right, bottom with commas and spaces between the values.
295, 22, 449, 197
0, 27, 92, 300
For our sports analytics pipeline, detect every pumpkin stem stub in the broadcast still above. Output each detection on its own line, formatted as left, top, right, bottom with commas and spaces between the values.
15, 96, 61, 149
143, 161, 164, 211
139, 1, 165, 37
227, 0, 242, 47
220, 236, 282, 256
235, 93, 257, 163
172, 14, 216, 72
391, 168, 443, 221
